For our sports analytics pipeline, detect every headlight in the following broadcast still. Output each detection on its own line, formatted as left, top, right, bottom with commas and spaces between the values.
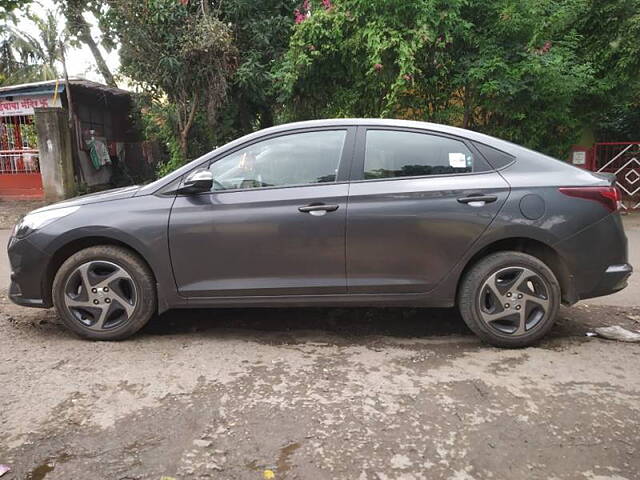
13, 206, 80, 239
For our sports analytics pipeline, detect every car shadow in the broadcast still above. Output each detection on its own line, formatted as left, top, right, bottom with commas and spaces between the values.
141, 305, 618, 347
143, 307, 473, 341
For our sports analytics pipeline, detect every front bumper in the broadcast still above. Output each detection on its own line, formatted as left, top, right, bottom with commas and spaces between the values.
7, 234, 52, 309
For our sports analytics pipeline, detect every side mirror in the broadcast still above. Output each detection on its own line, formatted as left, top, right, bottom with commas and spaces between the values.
178, 170, 213, 194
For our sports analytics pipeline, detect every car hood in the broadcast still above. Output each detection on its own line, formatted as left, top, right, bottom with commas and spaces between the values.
31, 185, 141, 213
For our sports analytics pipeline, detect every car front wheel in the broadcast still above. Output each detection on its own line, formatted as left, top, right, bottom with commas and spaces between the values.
52, 245, 156, 340
458, 251, 561, 348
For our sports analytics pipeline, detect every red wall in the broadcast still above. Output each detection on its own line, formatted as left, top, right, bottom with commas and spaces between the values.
0, 173, 43, 198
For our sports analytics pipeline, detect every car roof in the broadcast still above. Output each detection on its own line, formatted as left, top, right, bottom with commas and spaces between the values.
258, 119, 518, 152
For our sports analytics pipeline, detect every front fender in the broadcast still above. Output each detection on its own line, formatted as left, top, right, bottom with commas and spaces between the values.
31, 194, 180, 312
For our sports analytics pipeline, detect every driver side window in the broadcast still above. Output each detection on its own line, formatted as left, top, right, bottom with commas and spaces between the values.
208, 130, 347, 191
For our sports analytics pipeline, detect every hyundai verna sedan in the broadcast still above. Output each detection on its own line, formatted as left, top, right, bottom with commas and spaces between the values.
7, 119, 632, 347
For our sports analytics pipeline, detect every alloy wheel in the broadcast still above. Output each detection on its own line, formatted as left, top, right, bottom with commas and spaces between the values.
63, 260, 137, 331
477, 266, 550, 336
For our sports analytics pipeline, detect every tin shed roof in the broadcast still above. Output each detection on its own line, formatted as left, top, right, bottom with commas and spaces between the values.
0, 78, 131, 99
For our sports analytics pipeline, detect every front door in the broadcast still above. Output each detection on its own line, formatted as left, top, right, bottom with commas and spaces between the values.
346, 128, 510, 293
169, 128, 354, 297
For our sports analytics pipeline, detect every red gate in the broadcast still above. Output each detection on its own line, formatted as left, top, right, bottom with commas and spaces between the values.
592, 142, 640, 210
0, 114, 43, 198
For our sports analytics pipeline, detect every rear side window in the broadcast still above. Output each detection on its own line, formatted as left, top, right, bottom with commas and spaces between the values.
473, 142, 515, 170
364, 130, 490, 180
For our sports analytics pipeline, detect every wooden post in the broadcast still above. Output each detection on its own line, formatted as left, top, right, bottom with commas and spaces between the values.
59, 40, 84, 185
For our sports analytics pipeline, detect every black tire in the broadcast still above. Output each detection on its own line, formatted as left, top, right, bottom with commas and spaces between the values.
52, 245, 156, 340
458, 251, 561, 348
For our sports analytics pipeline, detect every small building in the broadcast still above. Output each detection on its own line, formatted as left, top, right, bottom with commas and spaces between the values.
0, 78, 146, 199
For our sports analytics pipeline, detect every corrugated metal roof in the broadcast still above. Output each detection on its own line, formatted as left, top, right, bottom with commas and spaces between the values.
0, 78, 131, 98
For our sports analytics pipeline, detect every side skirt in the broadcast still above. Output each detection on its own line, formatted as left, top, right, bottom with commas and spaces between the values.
180, 293, 455, 309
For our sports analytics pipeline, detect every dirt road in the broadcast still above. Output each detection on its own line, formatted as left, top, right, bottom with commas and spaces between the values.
1, 215, 639, 480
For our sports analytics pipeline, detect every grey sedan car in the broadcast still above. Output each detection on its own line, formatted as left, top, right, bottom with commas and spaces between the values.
7, 119, 632, 347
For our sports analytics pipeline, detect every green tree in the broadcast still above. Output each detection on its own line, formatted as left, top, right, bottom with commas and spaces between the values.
146, 0, 298, 175
276, 0, 472, 119
0, 8, 64, 85
109, 0, 237, 159
276, 0, 637, 157
0, 0, 31, 21
56, 0, 117, 87
218, 0, 298, 134
572, 0, 640, 142
449, 0, 595, 155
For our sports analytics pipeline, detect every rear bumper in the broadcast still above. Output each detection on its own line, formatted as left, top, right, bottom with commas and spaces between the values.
577, 263, 632, 301
555, 213, 631, 303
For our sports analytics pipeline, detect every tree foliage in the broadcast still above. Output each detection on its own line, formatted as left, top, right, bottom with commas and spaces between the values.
451, 0, 595, 155
0, 8, 63, 85
5, 0, 638, 173
278, 0, 471, 119
572, 0, 640, 141
109, 0, 237, 159
276, 0, 640, 157
0, 0, 31, 21
218, 0, 298, 135
55, 0, 117, 87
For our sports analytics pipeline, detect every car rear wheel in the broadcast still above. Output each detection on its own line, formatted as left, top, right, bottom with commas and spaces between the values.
52, 245, 156, 340
458, 251, 560, 348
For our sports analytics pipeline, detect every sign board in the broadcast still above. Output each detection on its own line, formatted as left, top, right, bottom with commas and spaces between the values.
0, 95, 62, 117
572, 151, 586, 165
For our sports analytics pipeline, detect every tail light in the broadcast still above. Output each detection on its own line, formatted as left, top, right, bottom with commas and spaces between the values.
559, 186, 622, 212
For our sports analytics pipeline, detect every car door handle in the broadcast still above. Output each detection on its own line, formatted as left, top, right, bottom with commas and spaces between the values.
457, 195, 498, 205
298, 204, 340, 215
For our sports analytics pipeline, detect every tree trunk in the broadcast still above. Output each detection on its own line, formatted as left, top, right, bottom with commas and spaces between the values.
180, 132, 189, 159
179, 92, 200, 159
259, 106, 274, 130
462, 85, 472, 129
236, 92, 252, 134
76, 18, 117, 88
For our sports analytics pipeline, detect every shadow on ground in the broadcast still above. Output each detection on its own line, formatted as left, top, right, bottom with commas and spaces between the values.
145, 307, 472, 340
140, 303, 637, 345
4, 291, 637, 346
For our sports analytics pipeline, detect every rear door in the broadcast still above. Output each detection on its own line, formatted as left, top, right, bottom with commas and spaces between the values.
346, 127, 510, 294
